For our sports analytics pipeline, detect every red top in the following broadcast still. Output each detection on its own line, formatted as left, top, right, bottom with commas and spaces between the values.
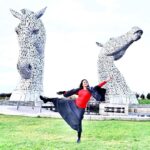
75, 81, 107, 108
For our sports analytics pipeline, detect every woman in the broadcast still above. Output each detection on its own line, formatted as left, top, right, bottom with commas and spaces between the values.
40, 78, 111, 143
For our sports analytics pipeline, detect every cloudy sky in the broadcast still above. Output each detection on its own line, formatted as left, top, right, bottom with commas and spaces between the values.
0, 0, 150, 96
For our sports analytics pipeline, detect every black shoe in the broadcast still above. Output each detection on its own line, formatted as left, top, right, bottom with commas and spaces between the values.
77, 138, 80, 143
40, 95, 48, 103
40, 95, 57, 103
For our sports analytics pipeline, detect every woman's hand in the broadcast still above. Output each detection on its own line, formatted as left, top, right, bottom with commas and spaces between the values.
106, 76, 112, 82
56, 91, 66, 95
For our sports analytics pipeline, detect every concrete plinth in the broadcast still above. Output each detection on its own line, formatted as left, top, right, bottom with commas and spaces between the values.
99, 103, 128, 116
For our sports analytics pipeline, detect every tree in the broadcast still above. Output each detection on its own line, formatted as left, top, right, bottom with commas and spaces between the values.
146, 93, 150, 100
135, 93, 140, 99
140, 94, 145, 99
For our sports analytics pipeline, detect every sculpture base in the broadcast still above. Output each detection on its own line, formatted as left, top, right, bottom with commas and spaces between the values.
9, 90, 42, 106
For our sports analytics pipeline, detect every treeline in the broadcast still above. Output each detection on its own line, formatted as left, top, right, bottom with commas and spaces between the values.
0, 93, 11, 100
136, 93, 150, 100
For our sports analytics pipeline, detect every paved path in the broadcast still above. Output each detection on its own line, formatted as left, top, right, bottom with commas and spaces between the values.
1, 105, 150, 121
0, 105, 61, 118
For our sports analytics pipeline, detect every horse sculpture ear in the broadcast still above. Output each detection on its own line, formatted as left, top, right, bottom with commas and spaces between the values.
35, 7, 47, 19
10, 9, 22, 20
96, 42, 103, 47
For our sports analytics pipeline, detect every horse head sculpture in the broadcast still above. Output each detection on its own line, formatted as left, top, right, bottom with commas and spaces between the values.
10, 7, 46, 102
96, 27, 143, 104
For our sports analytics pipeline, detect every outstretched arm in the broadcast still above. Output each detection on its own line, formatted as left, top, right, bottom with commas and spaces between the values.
57, 91, 66, 95
98, 77, 112, 87
57, 88, 80, 97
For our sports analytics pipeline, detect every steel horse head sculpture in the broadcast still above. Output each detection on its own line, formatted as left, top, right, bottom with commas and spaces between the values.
10, 7, 46, 102
96, 27, 143, 104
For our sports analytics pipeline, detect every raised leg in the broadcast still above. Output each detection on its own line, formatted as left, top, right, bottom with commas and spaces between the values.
40, 95, 56, 103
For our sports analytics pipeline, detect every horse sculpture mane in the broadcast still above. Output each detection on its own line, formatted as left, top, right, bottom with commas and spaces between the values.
9, 7, 46, 102
96, 27, 143, 104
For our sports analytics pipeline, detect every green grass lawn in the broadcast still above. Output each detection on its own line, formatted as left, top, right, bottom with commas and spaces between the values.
138, 99, 150, 104
0, 115, 150, 150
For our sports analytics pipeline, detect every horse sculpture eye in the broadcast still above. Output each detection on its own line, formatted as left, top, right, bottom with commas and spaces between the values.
15, 28, 19, 35
32, 29, 39, 34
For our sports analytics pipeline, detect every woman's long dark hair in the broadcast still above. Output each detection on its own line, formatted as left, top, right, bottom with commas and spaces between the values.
79, 79, 90, 89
